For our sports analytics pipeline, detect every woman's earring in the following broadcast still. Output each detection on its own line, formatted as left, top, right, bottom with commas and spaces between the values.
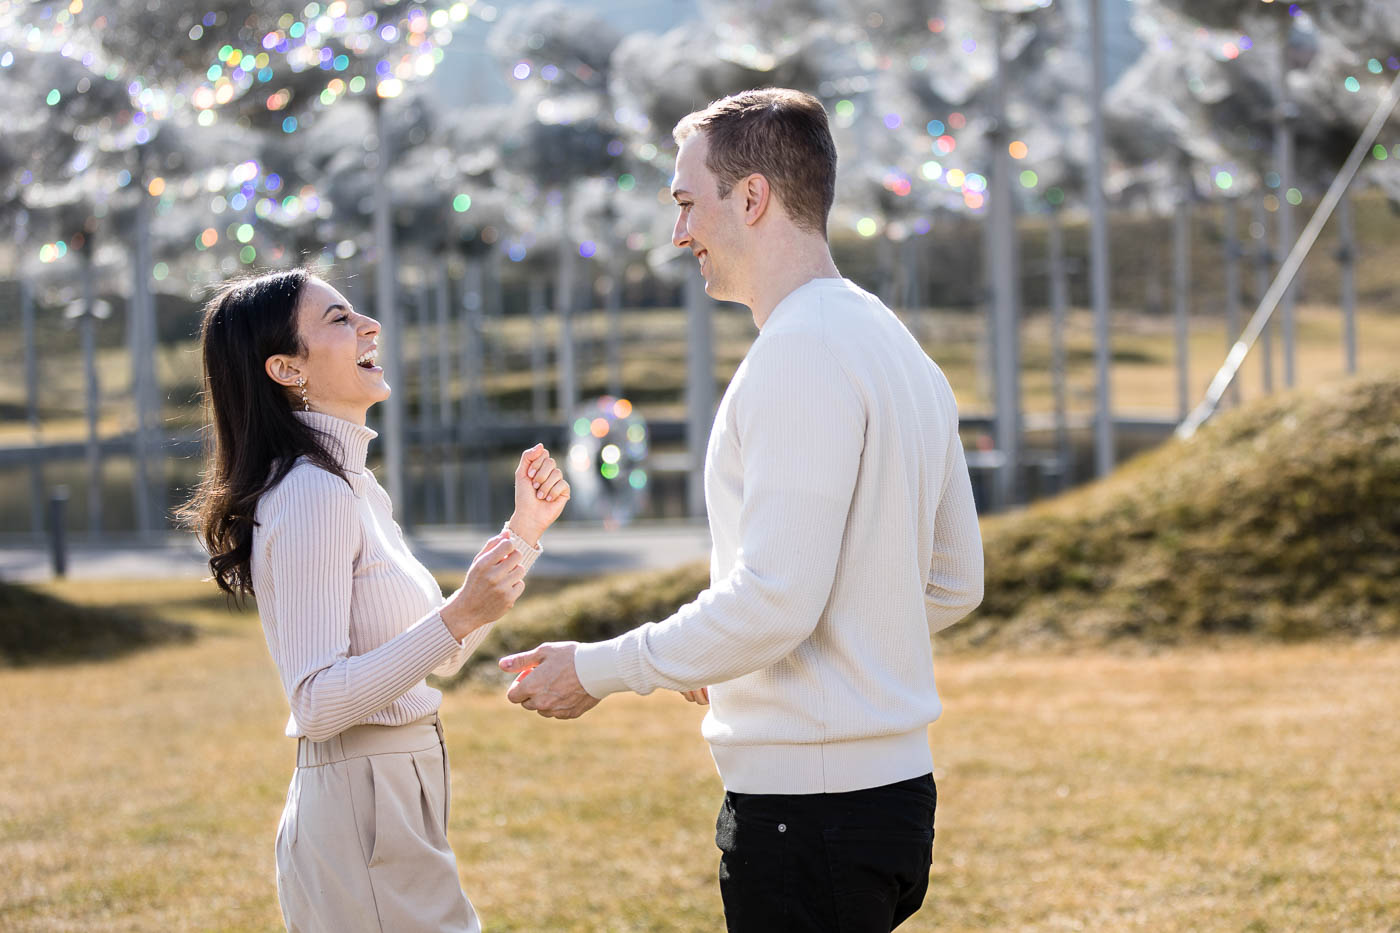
297, 377, 309, 412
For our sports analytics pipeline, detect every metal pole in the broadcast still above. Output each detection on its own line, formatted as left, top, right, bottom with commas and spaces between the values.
1177, 69, 1400, 438
460, 259, 488, 525
416, 284, 434, 521
130, 175, 153, 537
989, 11, 1022, 508
528, 276, 548, 422
903, 236, 922, 325
372, 97, 406, 520
1088, 0, 1114, 476
461, 260, 485, 424
1252, 192, 1273, 393
1337, 188, 1357, 374
1275, 39, 1297, 389
22, 278, 45, 540
486, 249, 505, 381
1173, 154, 1191, 421
1047, 207, 1071, 488
684, 266, 714, 519
555, 192, 578, 418
80, 296, 102, 537
435, 264, 456, 525
49, 486, 69, 578
606, 252, 624, 398
1223, 197, 1242, 407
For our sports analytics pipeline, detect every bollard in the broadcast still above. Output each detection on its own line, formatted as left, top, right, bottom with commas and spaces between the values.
49, 486, 69, 578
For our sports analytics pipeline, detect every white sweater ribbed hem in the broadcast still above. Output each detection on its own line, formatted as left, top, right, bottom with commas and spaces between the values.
709, 729, 934, 795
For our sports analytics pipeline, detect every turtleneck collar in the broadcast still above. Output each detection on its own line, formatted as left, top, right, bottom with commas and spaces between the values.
294, 410, 377, 474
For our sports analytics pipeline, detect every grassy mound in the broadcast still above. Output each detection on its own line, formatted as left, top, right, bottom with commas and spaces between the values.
448, 373, 1399, 679
0, 581, 197, 666
953, 372, 1399, 649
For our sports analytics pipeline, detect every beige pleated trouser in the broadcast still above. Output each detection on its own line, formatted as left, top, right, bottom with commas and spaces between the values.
275, 714, 481, 933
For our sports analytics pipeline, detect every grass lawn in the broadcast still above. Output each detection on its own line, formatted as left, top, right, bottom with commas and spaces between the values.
1, 579, 1396, 931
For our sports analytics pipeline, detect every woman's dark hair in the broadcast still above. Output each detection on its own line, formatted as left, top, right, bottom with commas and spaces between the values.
177, 268, 349, 600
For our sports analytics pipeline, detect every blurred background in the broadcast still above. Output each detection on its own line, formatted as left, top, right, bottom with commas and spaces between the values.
2, 2, 1399, 930
2, 0, 1397, 548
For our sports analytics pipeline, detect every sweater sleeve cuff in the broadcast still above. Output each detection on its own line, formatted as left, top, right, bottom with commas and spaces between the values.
423, 609, 470, 655
502, 522, 544, 575
573, 637, 632, 699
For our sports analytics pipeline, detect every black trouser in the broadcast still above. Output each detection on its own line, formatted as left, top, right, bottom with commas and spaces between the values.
715, 774, 937, 933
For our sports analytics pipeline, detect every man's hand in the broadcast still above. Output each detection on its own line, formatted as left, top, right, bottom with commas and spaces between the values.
500, 642, 601, 720
678, 687, 709, 705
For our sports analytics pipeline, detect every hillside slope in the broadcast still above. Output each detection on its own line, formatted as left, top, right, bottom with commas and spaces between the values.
0, 582, 196, 666
952, 372, 1399, 649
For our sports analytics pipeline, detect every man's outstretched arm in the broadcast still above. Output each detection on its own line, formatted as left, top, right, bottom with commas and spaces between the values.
501, 331, 864, 719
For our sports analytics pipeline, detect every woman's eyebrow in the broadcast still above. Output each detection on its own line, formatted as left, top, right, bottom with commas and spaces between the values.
320, 303, 349, 318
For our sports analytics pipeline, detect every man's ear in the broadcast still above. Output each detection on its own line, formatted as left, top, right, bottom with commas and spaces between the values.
741, 173, 771, 227
264, 354, 304, 388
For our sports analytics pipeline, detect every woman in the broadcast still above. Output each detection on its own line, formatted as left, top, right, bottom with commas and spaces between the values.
181, 268, 569, 932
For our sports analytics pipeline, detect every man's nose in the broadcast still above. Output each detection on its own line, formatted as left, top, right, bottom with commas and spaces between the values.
672, 214, 690, 250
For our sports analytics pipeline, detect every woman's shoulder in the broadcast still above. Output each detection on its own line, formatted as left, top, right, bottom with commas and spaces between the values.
260, 459, 359, 514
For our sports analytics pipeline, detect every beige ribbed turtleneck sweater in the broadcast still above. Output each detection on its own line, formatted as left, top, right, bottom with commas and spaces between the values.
250, 410, 541, 742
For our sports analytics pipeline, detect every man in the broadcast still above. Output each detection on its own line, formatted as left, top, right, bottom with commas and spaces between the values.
500, 88, 984, 931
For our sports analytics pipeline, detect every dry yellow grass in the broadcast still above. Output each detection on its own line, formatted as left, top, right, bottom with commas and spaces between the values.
1, 579, 1397, 931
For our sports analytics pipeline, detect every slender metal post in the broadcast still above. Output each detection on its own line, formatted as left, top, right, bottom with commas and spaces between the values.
460, 259, 488, 524
417, 284, 435, 521
684, 266, 714, 518
461, 260, 486, 424
903, 236, 922, 325
486, 249, 505, 381
130, 174, 154, 537
435, 264, 456, 525
49, 487, 69, 577
1252, 193, 1274, 393
80, 293, 102, 537
1223, 197, 1242, 407
22, 278, 45, 540
372, 97, 406, 521
988, 11, 1022, 507
606, 252, 624, 398
1178, 69, 1400, 438
1337, 189, 1357, 374
1047, 207, 1071, 487
1173, 154, 1191, 421
1275, 38, 1298, 389
555, 192, 578, 418
1088, 0, 1114, 476
529, 276, 548, 422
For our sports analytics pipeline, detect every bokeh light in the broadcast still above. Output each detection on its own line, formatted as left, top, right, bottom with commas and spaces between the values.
565, 398, 650, 525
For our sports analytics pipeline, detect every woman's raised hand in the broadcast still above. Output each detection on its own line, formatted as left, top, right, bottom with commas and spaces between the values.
439, 531, 526, 641
507, 444, 570, 547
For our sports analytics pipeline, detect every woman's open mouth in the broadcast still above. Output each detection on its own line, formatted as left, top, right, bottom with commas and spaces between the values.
356, 346, 381, 372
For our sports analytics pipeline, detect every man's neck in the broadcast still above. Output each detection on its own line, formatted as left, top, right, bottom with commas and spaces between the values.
747, 245, 841, 330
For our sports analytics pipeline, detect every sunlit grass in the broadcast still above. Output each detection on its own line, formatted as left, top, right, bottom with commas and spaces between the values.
1, 578, 1396, 931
